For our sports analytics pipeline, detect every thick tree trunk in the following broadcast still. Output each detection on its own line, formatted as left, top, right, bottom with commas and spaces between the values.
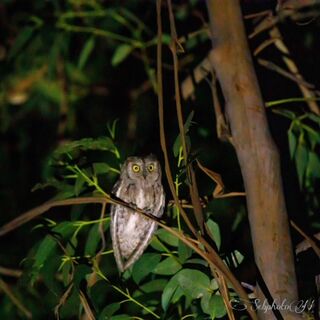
205, 1, 301, 319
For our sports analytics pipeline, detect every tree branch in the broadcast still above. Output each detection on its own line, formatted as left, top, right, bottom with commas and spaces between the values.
206, 1, 301, 319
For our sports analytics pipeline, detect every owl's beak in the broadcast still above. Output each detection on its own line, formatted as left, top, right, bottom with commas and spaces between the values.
142, 169, 147, 179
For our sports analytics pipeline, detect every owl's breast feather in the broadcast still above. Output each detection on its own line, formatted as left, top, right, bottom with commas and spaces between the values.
124, 213, 140, 235
136, 188, 146, 209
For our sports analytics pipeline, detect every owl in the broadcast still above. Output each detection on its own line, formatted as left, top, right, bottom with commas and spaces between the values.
110, 154, 165, 272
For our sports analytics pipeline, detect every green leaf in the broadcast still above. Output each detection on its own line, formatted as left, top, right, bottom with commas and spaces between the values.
201, 294, 227, 318
73, 264, 92, 289
78, 36, 95, 70
161, 276, 180, 311
54, 221, 76, 237
74, 174, 85, 196
41, 254, 61, 295
107, 119, 119, 140
99, 303, 120, 320
32, 221, 75, 277
307, 112, 320, 125
110, 315, 131, 320
272, 109, 296, 119
295, 134, 309, 187
32, 235, 56, 278
52, 188, 75, 200
201, 293, 212, 316
84, 222, 109, 256
178, 240, 192, 263
185, 258, 208, 267
59, 287, 79, 319
138, 279, 168, 293
156, 228, 179, 247
35, 80, 63, 104
206, 219, 221, 250
185, 30, 209, 49
9, 26, 34, 59
132, 253, 161, 284
231, 250, 244, 266
161, 268, 210, 311
53, 137, 114, 158
32, 178, 69, 193
176, 6, 188, 20
305, 127, 320, 150
210, 279, 219, 291
161, 34, 171, 45
93, 162, 111, 175
307, 151, 320, 179
153, 256, 182, 275
111, 44, 133, 66
62, 261, 72, 286
173, 111, 195, 157
150, 236, 166, 252
176, 269, 210, 299
288, 129, 297, 159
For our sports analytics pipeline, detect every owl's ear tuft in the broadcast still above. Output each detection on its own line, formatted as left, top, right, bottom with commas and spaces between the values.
145, 153, 157, 161
126, 156, 140, 162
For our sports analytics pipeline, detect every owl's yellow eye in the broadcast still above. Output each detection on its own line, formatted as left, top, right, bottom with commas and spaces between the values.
147, 164, 155, 172
132, 164, 140, 173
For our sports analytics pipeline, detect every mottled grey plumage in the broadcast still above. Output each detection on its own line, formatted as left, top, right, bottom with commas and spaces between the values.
110, 155, 165, 272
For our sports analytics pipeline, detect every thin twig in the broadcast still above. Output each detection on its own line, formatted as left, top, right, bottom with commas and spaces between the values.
167, 0, 204, 233
97, 201, 107, 256
156, 0, 198, 238
291, 220, 320, 258
268, 26, 320, 115
0, 278, 32, 319
0, 266, 22, 278
0, 197, 109, 237
258, 58, 315, 89
79, 290, 96, 320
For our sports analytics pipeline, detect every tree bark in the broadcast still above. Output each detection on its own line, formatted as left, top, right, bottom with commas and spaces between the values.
205, 1, 301, 319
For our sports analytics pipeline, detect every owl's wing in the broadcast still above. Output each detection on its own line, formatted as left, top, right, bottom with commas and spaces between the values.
111, 179, 122, 195
154, 183, 166, 218
110, 178, 126, 272
110, 203, 125, 272
123, 220, 158, 271
122, 184, 165, 269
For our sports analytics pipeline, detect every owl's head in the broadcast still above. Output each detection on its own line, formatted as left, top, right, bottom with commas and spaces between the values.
123, 154, 161, 183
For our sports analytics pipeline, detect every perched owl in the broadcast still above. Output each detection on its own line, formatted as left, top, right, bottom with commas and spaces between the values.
110, 155, 165, 272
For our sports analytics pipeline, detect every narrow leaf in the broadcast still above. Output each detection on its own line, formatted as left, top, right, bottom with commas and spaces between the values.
74, 174, 85, 196
307, 151, 320, 179
99, 303, 120, 319
206, 219, 221, 250
78, 37, 95, 70
288, 129, 297, 159
9, 26, 34, 59
132, 253, 161, 284
156, 228, 179, 247
295, 134, 309, 187
201, 294, 227, 318
93, 162, 111, 175
137, 279, 167, 293
178, 240, 192, 263
111, 44, 133, 66
161, 276, 180, 311
153, 256, 182, 275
